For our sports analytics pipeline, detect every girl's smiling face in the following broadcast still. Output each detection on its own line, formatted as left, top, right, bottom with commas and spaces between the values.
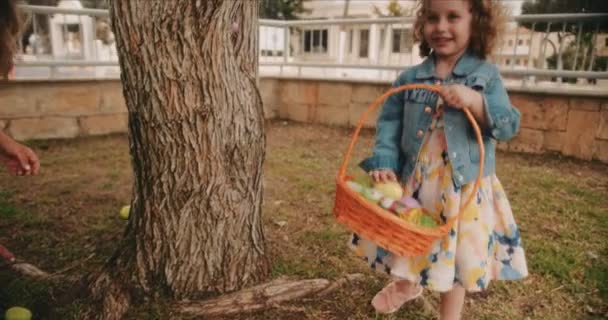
423, 0, 473, 60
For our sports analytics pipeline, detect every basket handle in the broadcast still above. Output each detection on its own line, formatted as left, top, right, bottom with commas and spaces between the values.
338, 83, 485, 229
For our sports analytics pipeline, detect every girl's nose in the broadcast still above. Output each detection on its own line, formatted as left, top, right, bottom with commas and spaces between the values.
437, 18, 449, 31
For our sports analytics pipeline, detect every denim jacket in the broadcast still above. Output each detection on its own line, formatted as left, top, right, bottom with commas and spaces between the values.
360, 51, 521, 187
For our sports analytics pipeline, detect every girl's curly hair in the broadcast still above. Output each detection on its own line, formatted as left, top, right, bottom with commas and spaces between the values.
413, 0, 506, 59
0, 0, 21, 78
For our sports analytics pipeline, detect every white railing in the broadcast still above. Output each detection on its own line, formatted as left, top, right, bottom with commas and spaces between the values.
12, 5, 608, 95
258, 13, 608, 93
13, 5, 119, 80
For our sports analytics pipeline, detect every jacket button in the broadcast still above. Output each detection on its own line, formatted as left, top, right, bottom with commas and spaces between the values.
424, 106, 432, 113
417, 130, 424, 137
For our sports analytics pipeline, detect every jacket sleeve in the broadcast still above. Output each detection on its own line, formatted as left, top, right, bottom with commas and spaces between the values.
481, 74, 521, 141
359, 78, 405, 174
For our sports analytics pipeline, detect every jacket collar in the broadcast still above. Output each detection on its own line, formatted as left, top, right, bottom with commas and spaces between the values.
415, 50, 483, 80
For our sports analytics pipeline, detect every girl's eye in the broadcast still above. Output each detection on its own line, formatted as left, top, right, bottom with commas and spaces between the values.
427, 15, 439, 22
448, 14, 460, 20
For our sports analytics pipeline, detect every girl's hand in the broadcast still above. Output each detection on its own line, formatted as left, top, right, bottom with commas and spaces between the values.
369, 169, 397, 183
439, 84, 482, 111
440, 84, 488, 127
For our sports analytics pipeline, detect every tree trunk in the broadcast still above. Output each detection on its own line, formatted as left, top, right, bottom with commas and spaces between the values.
86, 1, 269, 318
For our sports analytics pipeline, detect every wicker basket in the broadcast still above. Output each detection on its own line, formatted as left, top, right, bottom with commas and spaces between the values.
333, 83, 485, 257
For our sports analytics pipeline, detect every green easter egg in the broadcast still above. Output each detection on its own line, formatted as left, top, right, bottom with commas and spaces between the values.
5, 306, 32, 320
346, 181, 364, 193
119, 205, 130, 220
419, 214, 438, 227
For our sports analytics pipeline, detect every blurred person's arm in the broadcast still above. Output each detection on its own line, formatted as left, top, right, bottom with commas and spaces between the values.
0, 131, 40, 176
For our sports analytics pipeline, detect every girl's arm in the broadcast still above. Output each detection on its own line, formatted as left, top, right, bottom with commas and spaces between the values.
359, 77, 406, 177
441, 75, 520, 141
440, 85, 487, 127
477, 75, 520, 141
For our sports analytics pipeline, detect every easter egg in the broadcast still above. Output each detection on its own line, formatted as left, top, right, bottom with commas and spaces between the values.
362, 188, 383, 204
346, 181, 364, 193
373, 182, 403, 200
119, 205, 130, 220
404, 208, 423, 224
399, 196, 421, 208
419, 214, 438, 228
5, 307, 32, 320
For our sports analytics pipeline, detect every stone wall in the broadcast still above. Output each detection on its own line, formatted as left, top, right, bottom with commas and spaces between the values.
509, 93, 608, 161
262, 77, 608, 163
0, 80, 128, 140
0, 79, 280, 141
1, 78, 607, 163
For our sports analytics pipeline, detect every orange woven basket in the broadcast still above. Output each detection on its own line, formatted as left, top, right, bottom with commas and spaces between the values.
333, 83, 485, 257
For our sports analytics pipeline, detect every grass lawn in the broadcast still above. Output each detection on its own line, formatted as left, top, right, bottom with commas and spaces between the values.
0, 120, 606, 319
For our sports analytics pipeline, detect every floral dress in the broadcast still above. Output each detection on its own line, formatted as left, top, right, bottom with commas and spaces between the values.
350, 105, 528, 292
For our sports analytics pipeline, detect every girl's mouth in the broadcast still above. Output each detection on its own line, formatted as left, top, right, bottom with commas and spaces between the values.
432, 37, 453, 46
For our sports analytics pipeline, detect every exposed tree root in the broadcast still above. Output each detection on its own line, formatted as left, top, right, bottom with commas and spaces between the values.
175, 273, 366, 317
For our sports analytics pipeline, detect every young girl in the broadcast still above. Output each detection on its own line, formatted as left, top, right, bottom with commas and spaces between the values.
350, 0, 527, 319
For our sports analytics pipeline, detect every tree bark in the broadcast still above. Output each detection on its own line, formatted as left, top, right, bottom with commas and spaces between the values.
85, 1, 268, 318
